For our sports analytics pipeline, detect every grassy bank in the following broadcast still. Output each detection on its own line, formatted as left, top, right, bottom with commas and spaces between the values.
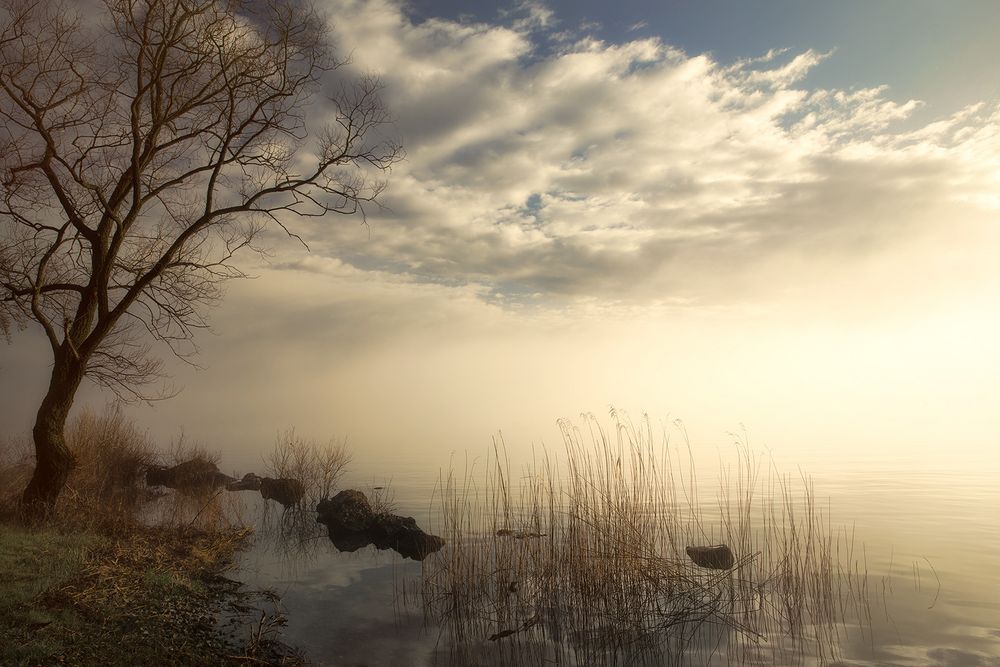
0, 522, 256, 666
0, 406, 311, 666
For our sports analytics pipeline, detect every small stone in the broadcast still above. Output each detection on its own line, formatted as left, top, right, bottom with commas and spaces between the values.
685, 544, 735, 570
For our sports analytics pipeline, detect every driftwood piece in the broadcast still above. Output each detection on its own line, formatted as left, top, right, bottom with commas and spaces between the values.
496, 528, 547, 539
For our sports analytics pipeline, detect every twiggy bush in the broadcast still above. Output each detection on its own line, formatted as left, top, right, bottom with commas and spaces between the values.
265, 429, 352, 507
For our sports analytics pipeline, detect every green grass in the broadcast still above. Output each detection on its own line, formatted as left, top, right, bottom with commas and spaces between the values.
0, 525, 96, 664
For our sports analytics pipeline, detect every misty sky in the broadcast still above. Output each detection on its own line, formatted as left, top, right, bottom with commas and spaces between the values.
2, 0, 999, 471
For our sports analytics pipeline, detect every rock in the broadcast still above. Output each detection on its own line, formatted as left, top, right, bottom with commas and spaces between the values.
317, 489, 373, 532
259, 477, 305, 508
316, 489, 444, 561
368, 513, 446, 561
146, 458, 234, 492
226, 473, 262, 492
685, 544, 735, 570
326, 529, 373, 554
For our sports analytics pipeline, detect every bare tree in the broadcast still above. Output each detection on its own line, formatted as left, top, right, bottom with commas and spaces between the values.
0, 0, 402, 514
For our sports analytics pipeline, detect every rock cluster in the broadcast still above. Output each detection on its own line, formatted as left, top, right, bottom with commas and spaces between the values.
146, 461, 304, 508
226, 473, 305, 508
316, 489, 445, 561
146, 463, 443, 560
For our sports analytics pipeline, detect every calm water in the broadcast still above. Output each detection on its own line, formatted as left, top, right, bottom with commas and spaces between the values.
232, 455, 1000, 666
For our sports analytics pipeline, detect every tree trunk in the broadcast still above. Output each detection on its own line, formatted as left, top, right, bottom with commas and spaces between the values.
21, 350, 84, 517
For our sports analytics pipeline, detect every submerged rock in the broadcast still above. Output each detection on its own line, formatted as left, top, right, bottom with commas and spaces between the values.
226, 472, 262, 492
367, 513, 445, 560
685, 544, 735, 570
146, 458, 234, 492
316, 489, 444, 561
260, 477, 305, 509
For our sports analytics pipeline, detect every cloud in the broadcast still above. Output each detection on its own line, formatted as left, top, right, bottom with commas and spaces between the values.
278, 0, 1000, 308
501, 0, 556, 33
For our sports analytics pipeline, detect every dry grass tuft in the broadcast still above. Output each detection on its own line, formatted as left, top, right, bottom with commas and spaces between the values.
368, 483, 397, 515
51, 525, 250, 612
0, 405, 246, 533
0, 405, 158, 531
0, 434, 33, 515
61, 405, 159, 532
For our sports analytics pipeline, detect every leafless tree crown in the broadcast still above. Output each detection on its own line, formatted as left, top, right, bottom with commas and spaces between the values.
0, 0, 402, 399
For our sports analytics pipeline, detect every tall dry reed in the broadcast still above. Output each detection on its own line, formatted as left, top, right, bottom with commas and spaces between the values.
418, 411, 872, 666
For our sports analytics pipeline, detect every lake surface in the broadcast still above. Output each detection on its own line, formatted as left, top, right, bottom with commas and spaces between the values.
232, 453, 1000, 666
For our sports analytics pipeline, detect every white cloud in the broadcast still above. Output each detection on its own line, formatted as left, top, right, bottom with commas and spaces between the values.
290, 0, 1000, 308
501, 0, 556, 33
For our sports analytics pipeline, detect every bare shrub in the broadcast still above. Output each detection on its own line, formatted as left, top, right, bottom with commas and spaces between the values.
264, 429, 352, 508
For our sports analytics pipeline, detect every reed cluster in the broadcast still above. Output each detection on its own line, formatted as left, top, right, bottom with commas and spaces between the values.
419, 412, 871, 665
